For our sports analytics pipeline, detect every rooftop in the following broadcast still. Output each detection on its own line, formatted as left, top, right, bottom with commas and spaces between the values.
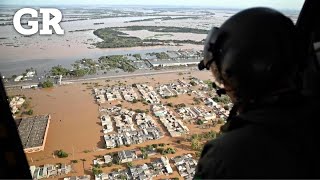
17, 115, 50, 149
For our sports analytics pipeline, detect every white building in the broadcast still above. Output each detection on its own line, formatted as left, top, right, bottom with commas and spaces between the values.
14, 75, 24, 82
161, 156, 173, 174
26, 71, 36, 78
101, 115, 113, 133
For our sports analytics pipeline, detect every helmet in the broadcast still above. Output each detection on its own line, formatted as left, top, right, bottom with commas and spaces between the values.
199, 7, 300, 101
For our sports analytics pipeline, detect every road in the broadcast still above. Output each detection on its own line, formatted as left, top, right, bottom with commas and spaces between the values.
4, 69, 194, 89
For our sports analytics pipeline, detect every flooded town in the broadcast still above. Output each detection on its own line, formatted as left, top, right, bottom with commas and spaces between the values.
0, 2, 301, 180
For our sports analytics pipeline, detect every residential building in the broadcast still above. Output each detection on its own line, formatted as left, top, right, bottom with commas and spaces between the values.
118, 150, 138, 163
153, 104, 189, 137
101, 115, 113, 133
31, 164, 71, 179
172, 154, 198, 180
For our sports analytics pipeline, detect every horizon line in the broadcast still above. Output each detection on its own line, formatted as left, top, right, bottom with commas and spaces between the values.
0, 4, 301, 11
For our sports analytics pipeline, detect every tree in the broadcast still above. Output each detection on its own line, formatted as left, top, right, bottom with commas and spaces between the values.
157, 148, 164, 154
126, 162, 133, 168
132, 99, 138, 103
143, 152, 148, 159
193, 97, 201, 105
197, 120, 204, 125
107, 162, 113, 167
11, 74, 17, 79
191, 134, 200, 140
135, 109, 145, 113
203, 131, 217, 139
147, 145, 154, 151
161, 149, 167, 155
140, 147, 146, 153
22, 100, 30, 109
175, 103, 186, 108
203, 80, 214, 89
191, 139, 201, 151
24, 109, 33, 115
133, 54, 142, 60
51, 65, 69, 76
92, 167, 102, 175
166, 147, 176, 154
167, 103, 173, 107
56, 150, 68, 158
152, 144, 158, 148
213, 95, 231, 104
94, 164, 101, 168
195, 151, 202, 158
39, 80, 54, 88
72, 68, 88, 77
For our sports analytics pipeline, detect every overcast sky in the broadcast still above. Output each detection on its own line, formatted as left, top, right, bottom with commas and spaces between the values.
1, 0, 304, 10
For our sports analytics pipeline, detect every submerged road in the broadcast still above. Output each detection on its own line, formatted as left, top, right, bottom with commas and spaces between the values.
65, 69, 190, 82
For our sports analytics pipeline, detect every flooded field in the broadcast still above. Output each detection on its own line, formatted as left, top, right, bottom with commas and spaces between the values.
0, 6, 299, 77
0, 6, 237, 76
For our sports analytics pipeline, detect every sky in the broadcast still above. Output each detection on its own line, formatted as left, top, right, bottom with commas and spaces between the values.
1, 0, 304, 10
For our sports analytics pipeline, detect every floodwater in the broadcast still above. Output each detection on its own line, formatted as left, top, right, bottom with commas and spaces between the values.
8, 70, 218, 178
15, 84, 101, 160
0, 7, 299, 77
0, 16, 178, 76
0, 10, 229, 76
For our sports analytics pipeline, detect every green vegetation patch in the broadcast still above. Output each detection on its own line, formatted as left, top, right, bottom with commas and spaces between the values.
212, 95, 231, 104
93, 26, 206, 48
98, 55, 137, 72
122, 26, 208, 34
56, 150, 68, 158
146, 52, 170, 59
92, 166, 103, 175
94, 28, 143, 48
49, 55, 137, 78
39, 80, 54, 88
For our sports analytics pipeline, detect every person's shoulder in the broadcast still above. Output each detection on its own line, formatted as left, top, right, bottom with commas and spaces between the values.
196, 128, 251, 164
194, 128, 249, 179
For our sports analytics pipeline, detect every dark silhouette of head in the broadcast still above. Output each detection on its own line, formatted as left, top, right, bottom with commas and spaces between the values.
199, 7, 301, 102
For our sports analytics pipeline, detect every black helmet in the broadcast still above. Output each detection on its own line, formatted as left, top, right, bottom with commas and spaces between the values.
199, 7, 300, 100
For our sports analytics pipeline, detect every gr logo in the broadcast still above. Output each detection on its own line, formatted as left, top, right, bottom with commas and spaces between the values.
13, 8, 64, 35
